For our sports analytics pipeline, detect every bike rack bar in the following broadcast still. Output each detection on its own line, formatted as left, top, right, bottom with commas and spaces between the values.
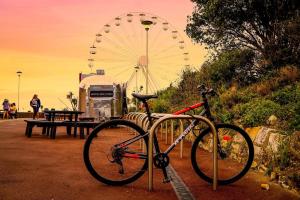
179, 119, 184, 158
148, 114, 218, 191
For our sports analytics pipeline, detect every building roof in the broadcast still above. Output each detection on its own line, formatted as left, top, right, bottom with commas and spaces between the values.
79, 74, 115, 89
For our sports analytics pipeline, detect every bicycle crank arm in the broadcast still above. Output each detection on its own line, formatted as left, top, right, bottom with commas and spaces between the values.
162, 167, 172, 183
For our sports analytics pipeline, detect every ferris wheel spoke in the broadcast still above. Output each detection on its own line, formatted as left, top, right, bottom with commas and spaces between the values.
116, 22, 142, 58
96, 48, 133, 60
113, 66, 134, 78
148, 28, 163, 51
97, 56, 133, 62
126, 71, 137, 85
150, 44, 180, 58
100, 34, 137, 59
148, 71, 160, 90
102, 63, 135, 71
152, 53, 184, 61
149, 27, 174, 52
109, 29, 140, 58
139, 67, 158, 92
150, 67, 178, 79
150, 59, 184, 66
128, 19, 143, 56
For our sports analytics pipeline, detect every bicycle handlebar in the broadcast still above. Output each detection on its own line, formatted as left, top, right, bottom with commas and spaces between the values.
197, 84, 218, 97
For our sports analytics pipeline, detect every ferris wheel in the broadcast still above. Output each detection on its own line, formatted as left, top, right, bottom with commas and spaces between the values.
88, 12, 190, 94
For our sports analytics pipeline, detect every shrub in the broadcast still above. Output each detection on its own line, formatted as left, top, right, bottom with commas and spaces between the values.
220, 90, 239, 108
151, 99, 170, 113
271, 85, 297, 105
236, 88, 259, 103
253, 79, 280, 96
216, 109, 234, 124
277, 65, 300, 85
288, 100, 300, 130
200, 49, 256, 88
233, 99, 284, 127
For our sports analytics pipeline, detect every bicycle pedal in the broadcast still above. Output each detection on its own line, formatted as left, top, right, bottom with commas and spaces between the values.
163, 177, 172, 183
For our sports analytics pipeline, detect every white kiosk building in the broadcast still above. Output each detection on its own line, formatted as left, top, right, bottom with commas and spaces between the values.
78, 69, 126, 121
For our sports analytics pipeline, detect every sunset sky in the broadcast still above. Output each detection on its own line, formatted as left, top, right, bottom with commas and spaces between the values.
0, 0, 207, 111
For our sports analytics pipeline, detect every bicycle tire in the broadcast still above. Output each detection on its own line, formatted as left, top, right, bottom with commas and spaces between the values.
83, 119, 148, 186
191, 123, 254, 185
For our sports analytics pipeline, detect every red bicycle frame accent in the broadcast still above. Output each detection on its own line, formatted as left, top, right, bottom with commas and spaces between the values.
172, 102, 204, 115
123, 102, 205, 160
123, 153, 141, 159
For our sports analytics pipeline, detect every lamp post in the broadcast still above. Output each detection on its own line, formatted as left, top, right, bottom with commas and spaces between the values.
134, 66, 139, 111
141, 20, 153, 94
16, 71, 22, 111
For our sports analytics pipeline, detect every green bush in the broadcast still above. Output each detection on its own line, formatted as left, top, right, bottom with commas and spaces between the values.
151, 99, 170, 113
233, 99, 284, 127
288, 100, 300, 130
271, 85, 297, 105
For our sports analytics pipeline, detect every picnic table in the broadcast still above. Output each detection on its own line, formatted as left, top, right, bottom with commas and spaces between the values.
25, 110, 101, 139
44, 110, 83, 136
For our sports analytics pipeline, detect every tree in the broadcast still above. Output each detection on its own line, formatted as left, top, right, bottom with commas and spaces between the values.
66, 92, 78, 111
186, 0, 300, 66
199, 49, 256, 87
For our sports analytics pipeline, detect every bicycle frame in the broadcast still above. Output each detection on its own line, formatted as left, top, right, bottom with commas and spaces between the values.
121, 96, 214, 159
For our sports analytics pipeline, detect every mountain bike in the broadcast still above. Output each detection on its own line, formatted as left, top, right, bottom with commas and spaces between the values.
83, 85, 254, 186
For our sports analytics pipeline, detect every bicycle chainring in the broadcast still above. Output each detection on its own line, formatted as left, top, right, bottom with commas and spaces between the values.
154, 153, 169, 169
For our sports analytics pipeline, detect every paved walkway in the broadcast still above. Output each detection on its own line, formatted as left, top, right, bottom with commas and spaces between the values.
0, 120, 299, 200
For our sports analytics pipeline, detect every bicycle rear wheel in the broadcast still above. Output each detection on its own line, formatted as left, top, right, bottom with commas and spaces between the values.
83, 119, 148, 185
191, 123, 254, 185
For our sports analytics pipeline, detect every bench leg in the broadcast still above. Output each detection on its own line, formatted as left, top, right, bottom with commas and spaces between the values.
27, 125, 33, 138
46, 126, 51, 136
51, 126, 57, 139
74, 125, 78, 137
80, 127, 84, 139
87, 128, 90, 135
66, 126, 71, 136
42, 126, 46, 135
25, 124, 30, 136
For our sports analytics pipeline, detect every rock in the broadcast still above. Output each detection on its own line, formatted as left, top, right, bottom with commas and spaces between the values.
245, 126, 262, 141
267, 115, 278, 125
281, 183, 290, 189
261, 183, 270, 190
268, 132, 286, 153
270, 172, 278, 181
290, 131, 300, 160
254, 127, 272, 147
258, 165, 268, 173
251, 161, 258, 169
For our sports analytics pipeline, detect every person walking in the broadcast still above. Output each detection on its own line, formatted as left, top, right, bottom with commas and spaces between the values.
2, 99, 10, 119
30, 94, 41, 119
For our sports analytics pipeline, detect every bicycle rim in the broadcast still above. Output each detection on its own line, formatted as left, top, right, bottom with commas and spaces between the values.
84, 120, 148, 185
191, 123, 254, 185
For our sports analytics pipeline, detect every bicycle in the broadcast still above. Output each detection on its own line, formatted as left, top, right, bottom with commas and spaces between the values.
83, 85, 254, 186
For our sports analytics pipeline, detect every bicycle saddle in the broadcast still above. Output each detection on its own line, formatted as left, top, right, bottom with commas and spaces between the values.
132, 93, 158, 101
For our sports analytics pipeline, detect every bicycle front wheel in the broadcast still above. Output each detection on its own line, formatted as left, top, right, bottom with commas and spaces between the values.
191, 123, 254, 185
83, 119, 148, 186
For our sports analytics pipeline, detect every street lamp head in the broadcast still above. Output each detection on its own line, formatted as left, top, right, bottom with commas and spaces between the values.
141, 20, 153, 31
16, 71, 22, 76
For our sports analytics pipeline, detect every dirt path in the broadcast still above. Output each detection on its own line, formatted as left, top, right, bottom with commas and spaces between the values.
0, 120, 299, 200
0, 120, 175, 200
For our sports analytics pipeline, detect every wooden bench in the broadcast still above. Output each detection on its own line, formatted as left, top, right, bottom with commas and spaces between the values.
24, 119, 101, 139
77, 121, 101, 139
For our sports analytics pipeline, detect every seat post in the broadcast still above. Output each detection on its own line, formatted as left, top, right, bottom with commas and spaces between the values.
142, 100, 153, 127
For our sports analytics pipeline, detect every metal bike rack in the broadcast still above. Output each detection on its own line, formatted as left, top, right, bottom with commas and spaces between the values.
147, 114, 218, 191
